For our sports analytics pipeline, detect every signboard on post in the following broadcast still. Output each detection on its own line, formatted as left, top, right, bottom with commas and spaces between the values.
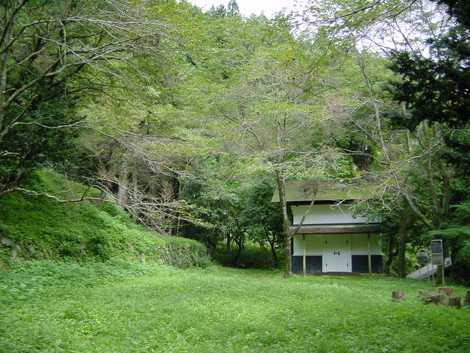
431, 239, 443, 265
431, 239, 444, 285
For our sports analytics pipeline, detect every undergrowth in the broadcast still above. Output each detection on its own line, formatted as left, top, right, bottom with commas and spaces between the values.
0, 169, 209, 268
1, 261, 469, 353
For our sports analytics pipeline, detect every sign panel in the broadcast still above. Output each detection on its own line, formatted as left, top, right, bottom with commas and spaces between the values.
431, 241, 443, 254
431, 239, 444, 265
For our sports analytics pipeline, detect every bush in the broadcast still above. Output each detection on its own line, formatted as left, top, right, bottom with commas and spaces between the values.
213, 245, 283, 269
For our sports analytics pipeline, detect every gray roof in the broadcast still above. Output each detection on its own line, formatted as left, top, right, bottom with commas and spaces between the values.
271, 180, 375, 202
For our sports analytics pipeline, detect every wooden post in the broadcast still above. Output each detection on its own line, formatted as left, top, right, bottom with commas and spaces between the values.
438, 287, 454, 297
275, 170, 292, 276
465, 291, 470, 306
303, 236, 306, 276
392, 291, 405, 301
441, 264, 445, 286
431, 239, 445, 286
367, 233, 372, 274
448, 297, 461, 308
436, 264, 444, 286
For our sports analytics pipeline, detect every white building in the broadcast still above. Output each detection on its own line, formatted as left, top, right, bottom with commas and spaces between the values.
273, 181, 382, 274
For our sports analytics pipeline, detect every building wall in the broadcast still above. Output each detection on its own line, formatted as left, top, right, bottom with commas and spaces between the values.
293, 234, 381, 256
291, 204, 375, 225
292, 234, 383, 273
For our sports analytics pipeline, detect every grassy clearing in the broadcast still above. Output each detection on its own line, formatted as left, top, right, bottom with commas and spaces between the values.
1, 261, 469, 353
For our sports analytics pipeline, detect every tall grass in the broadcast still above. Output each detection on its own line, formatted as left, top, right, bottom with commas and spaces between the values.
0, 261, 469, 353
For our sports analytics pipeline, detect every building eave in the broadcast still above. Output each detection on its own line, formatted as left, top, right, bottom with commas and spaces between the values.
272, 179, 378, 203
290, 224, 381, 235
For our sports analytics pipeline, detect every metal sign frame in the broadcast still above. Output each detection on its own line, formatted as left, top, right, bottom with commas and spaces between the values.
431, 239, 443, 265
431, 239, 445, 285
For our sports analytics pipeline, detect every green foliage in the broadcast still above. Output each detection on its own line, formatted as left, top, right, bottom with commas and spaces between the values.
389, 47, 470, 129
387, 0, 470, 283
1, 262, 469, 352
214, 245, 284, 269
181, 159, 283, 267
430, 200, 470, 285
0, 170, 209, 268
238, 179, 283, 266
3, 0, 469, 282
0, 0, 161, 193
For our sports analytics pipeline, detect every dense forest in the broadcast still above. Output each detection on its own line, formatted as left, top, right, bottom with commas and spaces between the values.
0, 0, 469, 285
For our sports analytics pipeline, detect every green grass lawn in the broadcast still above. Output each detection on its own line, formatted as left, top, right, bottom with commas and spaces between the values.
1, 261, 469, 353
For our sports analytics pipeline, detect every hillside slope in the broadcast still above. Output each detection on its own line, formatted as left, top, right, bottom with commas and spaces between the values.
0, 170, 208, 267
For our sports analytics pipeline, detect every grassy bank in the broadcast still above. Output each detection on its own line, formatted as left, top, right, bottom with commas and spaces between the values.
1, 261, 469, 353
0, 170, 209, 267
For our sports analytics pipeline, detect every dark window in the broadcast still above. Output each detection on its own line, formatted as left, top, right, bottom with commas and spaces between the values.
352, 255, 383, 273
292, 256, 322, 273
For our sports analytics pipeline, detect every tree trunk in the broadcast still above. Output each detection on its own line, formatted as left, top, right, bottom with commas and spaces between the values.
205, 235, 217, 257
233, 234, 244, 267
118, 156, 129, 207
392, 291, 405, 301
385, 234, 398, 274
398, 220, 407, 278
234, 241, 242, 267
448, 296, 461, 308
464, 291, 470, 306
268, 237, 278, 268
275, 169, 291, 277
398, 212, 413, 278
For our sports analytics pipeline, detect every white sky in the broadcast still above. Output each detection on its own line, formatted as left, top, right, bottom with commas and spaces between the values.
188, 0, 300, 18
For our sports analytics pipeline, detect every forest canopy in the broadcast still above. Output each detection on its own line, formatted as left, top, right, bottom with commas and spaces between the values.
1, 0, 469, 284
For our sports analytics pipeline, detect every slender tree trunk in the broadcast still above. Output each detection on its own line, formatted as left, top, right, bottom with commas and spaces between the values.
398, 212, 413, 277
206, 235, 216, 257
268, 237, 278, 268
234, 240, 243, 267
233, 234, 244, 267
118, 156, 128, 207
385, 235, 398, 274
175, 177, 182, 236
275, 168, 291, 276
0, 2, 15, 134
398, 225, 407, 278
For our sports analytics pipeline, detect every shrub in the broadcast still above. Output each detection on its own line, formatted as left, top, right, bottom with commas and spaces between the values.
214, 245, 283, 269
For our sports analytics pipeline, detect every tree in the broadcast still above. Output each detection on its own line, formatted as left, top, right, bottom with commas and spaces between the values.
298, 0, 469, 277
209, 23, 354, 274
227, 0, 240, 16
348, 49, 459, 276
77, 1, 262, 236
239, 179, 282, 267
0, 0, 162, 195
388, 0, 470, 282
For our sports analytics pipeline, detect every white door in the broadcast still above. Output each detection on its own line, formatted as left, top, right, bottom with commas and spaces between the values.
323, 236, 351, 272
